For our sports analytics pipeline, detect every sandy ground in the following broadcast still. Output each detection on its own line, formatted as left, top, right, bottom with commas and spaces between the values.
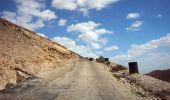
0, 60, 141, 100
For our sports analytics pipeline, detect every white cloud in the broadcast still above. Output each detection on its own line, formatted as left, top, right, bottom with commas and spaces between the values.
137, 52, 170, 73
67, 21, 113, 49
1, 0, 57, 30
78, 31, 99, 43
94, 28, 113, 34
79, 8, 89, 16
96, 51, 104, 55
51, 0, 77, 11
112, 54, 131, 62
91, 43, 101, 49
128, 34, 170, 57
126, 13, 140, 19
67, 21, 100, 33
37, 33, 47, 38
113, 33, 170, 60
99, 38, 108, 45
52, 37, 76, 47
126, 21, 143, 31
112, 33, 170, 73
105, 46, 119, 51
156, 14, 162, 18
51, 0, 119, 16
58, 18, 67, 26
51, 37, 98, 57
38, 10, 57, 21
86, 0, 119, 10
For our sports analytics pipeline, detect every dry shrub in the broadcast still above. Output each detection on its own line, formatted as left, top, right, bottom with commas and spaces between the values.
110, 64, 127, 72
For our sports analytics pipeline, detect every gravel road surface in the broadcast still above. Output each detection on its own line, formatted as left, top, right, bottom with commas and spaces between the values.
0, 61, 140, 100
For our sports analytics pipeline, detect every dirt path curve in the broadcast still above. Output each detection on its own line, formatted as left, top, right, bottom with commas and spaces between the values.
0, 60, 140, 100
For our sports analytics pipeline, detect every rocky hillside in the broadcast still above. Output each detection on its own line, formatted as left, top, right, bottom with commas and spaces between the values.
0, 18, 80, 90
146, 69, 170, 82
107, 66, 170, 99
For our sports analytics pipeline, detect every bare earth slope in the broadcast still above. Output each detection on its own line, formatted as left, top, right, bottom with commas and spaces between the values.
0, 61, 141, 100
146, 69, 170, 82
0, 18, 80, 90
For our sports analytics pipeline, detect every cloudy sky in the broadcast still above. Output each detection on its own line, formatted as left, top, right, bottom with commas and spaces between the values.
0, 0, 170, 73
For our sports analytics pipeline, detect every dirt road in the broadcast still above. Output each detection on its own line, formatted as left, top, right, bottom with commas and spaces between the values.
0, 61, 140, 100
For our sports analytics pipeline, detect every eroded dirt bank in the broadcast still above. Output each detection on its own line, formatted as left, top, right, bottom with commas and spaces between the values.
0, 18, 80, 90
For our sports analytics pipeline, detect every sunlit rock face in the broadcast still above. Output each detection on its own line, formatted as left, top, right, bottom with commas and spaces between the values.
0, 18, 80, 90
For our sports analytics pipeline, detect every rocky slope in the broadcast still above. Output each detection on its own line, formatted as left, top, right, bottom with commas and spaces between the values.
0, 18, 80, 90
146, 69, 170, 82
127, 74, 170, 100
109, 66, 170, 99
98, 61, 170, 99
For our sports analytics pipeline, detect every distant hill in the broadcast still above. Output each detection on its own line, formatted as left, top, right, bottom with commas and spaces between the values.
0, 18, 80, 90
146, 69, 170, 82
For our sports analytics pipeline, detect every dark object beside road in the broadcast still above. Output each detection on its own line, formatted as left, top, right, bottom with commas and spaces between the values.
89, 58, 93, 61
105, 58, 109, 62
128, 62, 139, 74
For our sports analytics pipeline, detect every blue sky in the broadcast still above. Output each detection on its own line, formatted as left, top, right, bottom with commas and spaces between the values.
0, 0, 170, 73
